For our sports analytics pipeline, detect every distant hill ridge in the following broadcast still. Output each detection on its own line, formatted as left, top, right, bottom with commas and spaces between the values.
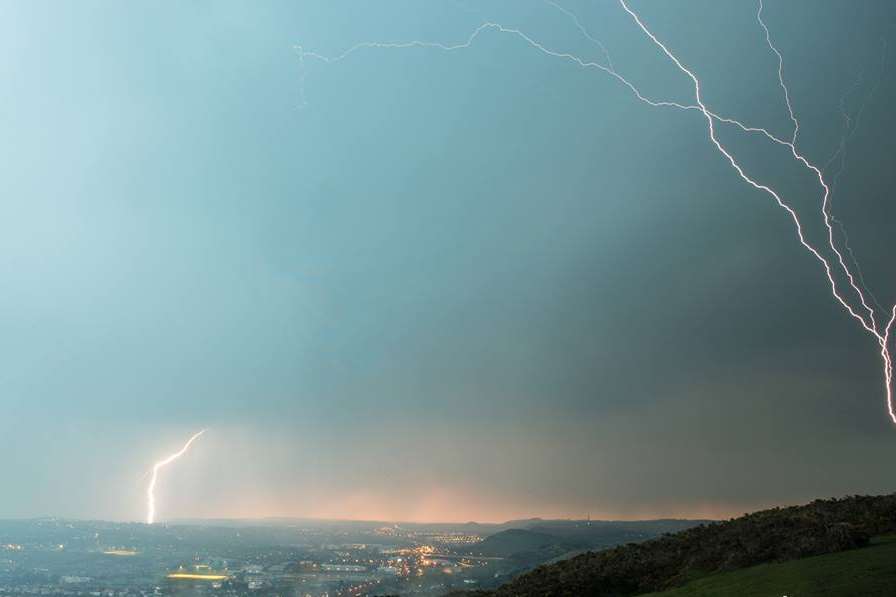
451, 493, 896, 597
475, 528, 574, 557
473, 520, 708, 559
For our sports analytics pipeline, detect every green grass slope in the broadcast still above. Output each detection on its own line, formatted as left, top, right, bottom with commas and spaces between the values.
643, 535, 896, 597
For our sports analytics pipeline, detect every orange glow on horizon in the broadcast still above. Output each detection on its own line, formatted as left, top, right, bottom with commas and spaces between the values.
172, 485, 786, 524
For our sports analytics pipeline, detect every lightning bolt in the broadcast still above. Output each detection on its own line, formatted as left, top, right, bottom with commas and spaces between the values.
145, 429, 206, 525
297, 2, 895, 424
544, 0, 614, 71
616, 0, 894, 422
824, 39, 888, 316
755, 0, 799, 146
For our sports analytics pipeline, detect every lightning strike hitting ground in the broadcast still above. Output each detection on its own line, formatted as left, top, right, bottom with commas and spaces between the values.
145, 430, 206, 525
296, 1, 895, 424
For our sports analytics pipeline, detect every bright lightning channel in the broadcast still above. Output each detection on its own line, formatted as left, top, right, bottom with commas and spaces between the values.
145, 429, 206, 525
616, 0, 895, 421
296, 1, 895, 424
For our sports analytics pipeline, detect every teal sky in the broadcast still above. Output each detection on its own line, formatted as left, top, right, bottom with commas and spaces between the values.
1, 0, 895, 522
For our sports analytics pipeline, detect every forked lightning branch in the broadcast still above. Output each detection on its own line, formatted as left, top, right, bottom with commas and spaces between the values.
297, 0, 896, 425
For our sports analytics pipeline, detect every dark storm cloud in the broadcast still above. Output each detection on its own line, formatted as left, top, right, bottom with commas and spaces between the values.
0, 0, 894, 521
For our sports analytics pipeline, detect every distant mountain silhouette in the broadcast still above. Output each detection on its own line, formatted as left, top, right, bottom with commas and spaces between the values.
470, 520, 709, 559
474, 528, 582, 558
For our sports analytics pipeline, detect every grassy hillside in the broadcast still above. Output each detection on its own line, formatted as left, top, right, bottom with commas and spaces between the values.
643, 535, 896, 597
464, 520, 710, 587
450, 494, 896, 597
